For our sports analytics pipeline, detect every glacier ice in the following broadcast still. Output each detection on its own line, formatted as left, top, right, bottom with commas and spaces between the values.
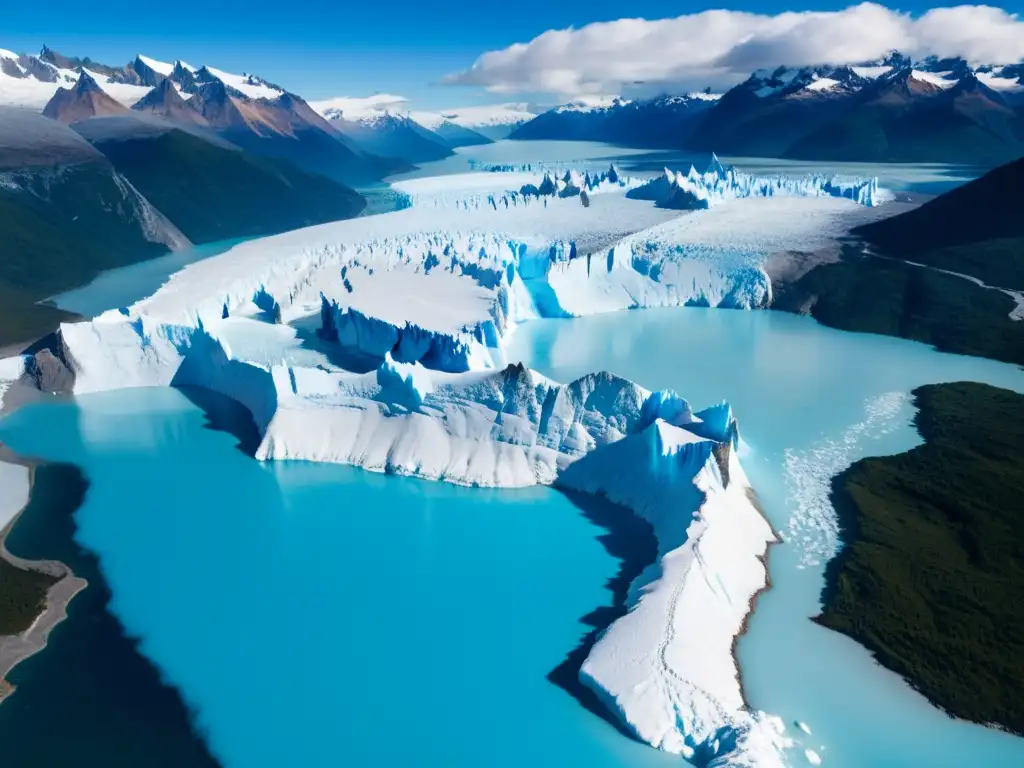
627, 161, 888, 210
4, 163, 896, 767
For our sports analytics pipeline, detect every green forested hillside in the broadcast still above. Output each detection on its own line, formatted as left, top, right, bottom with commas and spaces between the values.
818, 382, 1024, 735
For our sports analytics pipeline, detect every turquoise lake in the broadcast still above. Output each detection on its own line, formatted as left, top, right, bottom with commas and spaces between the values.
2, 307, 1023, 767
0, 388, 674, 768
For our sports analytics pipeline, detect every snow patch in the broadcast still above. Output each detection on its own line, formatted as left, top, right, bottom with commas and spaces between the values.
850, 65, 892, 79
205, 66, 283, 100
137, 55, 174, 76
910, 69, 957, 89
311, 93, 409, 121
976, 72, 1024, 92
804, 77, 839, 92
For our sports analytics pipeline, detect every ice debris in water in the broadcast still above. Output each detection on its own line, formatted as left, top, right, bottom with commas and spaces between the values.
785, 391, 910, 567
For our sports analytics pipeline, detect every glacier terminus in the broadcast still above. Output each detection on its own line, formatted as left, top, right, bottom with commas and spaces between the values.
0, 159, 894, 767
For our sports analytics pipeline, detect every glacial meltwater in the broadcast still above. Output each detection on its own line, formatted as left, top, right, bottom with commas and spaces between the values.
2, 307, 1023, 767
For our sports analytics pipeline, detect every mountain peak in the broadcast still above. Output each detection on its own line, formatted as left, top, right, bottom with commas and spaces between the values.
42, 71, 129, 124
75, 70, 102, 94
882, 50, 912, 70
132, 77, 209, 125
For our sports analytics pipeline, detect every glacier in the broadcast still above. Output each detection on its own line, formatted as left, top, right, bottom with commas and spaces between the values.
627, 156, 888, 210
2, 163, 894, 766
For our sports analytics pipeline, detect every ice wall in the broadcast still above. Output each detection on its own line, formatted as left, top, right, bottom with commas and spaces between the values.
628, 163, 887, 209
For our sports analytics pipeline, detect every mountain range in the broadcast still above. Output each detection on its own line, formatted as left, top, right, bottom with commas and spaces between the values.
6, 44, 1024, 169
0, 47, 540, 175
510, 52, 1024, 165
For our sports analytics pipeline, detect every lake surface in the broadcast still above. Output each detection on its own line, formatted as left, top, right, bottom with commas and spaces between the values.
0, 387, 674, 768
505, 307, 1024, 767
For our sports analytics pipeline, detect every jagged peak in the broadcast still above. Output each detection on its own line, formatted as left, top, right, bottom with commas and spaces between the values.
75, 70, 102, 93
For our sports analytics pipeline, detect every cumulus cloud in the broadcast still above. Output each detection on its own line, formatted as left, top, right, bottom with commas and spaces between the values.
445, 3, 1024, 96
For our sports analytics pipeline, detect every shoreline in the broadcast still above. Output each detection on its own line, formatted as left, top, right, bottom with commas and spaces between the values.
0, 461, 88, 704
0, 356, 86, 706
814, 382, 1024, 737
733, 486, 779, 711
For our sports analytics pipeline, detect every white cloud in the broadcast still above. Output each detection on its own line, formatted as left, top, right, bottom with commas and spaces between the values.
308, 93, 408, 119
445, 3, 1024, 97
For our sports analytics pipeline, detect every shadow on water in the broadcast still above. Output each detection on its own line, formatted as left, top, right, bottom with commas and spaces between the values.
0, 464, 222, 768
548, 486, 658, 741
176, 385, 262, 458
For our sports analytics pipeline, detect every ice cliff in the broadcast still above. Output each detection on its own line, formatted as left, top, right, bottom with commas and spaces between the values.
628, 155, 887, 209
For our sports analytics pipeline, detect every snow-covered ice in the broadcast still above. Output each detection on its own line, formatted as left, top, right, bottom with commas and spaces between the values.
26, 163, 894, 766
627, 157, 888, 210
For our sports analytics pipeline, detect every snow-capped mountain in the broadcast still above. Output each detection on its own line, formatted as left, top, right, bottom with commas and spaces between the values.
131, 78, 207, 124
681, 51, 1024, 164
42, 71, 130, 124
0, 47, 150, 110
311, 97, 531, 157
310, 96, 456, 164
324, 111, 454, 164
510, 93, 720, 147
500, 50, 1024, 164
0, 46, 407, 184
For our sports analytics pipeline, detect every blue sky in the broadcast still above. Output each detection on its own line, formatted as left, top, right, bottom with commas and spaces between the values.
3, 2, 1021, 108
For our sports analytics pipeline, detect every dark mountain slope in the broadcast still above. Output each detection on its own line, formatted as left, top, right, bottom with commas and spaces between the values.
80, 119, 366, 243
429, 120, 491, 148
185, 81, 410, 185
0, 110, 180, 343
856, 155, 1024, 256
786, 73, 1024, 165
818, 382, 1024, 736
774, 156, 1024, 364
